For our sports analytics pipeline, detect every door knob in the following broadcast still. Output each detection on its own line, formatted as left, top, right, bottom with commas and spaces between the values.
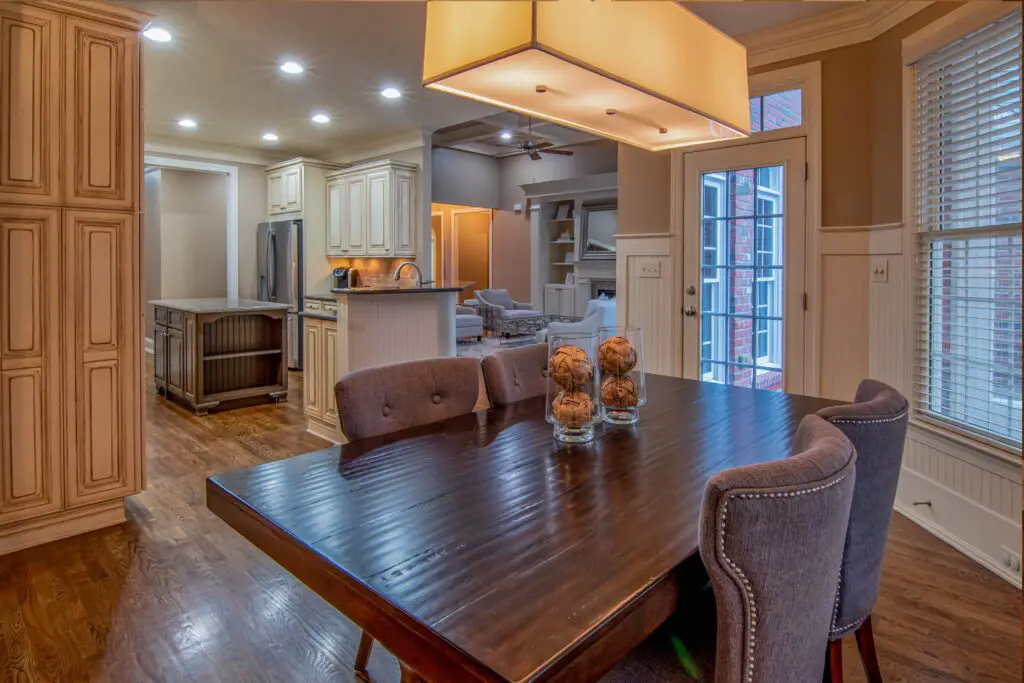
686, 285, 696, 296
683, 305, 697, 317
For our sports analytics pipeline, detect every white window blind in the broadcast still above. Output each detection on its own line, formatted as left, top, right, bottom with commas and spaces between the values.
913, 11, 1022, 451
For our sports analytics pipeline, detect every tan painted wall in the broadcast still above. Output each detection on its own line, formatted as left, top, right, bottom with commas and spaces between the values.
617, 145, 672, 234
143, 169, 162, 339
491, 209, 532, 302
158, 168, 229, 299
749, 2, 961, 226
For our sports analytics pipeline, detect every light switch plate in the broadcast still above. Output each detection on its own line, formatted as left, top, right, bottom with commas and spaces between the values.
871, 257, 889, 283
639, 260, 662, 278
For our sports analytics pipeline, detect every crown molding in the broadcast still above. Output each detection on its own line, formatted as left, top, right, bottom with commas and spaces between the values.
145, 135, 282, 166
17, 0, 151, 29
741, 1, 934, 68
329, 130, 431, 164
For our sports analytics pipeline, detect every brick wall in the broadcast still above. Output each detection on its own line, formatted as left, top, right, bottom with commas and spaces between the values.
728, 171, 755, 388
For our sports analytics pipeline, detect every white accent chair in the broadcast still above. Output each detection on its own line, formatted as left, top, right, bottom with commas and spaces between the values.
475, 289, 542, 332
535, 298, 617, 343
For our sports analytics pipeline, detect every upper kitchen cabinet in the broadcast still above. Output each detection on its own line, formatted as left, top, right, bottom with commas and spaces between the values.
0, 5, 61, 206
266, 159, 327, 217
63, 14, 139, 210
326, 160, 418, 259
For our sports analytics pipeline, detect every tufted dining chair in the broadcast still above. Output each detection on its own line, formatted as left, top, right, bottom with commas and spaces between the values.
699, 414, 857, 683
333, 356, 480, 677
817, 379, 909, 683
481, 343, 550, 406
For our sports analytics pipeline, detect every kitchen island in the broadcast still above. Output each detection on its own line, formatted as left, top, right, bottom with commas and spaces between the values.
150, 298, 292, 415
301, 286, 463, 441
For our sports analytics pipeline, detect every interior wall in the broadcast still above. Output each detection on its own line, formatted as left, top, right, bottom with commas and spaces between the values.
431, 202, 493, 296
454, 210, 491, 303
432, 148, 500, 208
158, 169, 229, 300
143, 152, 268, 300
492, 140, 619, 301
143, 169, 162, 340
617, 146, 672, 235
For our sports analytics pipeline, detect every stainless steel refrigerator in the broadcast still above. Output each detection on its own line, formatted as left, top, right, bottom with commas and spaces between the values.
257, 220, 303, 370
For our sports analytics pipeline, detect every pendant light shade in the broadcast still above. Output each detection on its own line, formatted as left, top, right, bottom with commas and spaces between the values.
423, 0, 751, 151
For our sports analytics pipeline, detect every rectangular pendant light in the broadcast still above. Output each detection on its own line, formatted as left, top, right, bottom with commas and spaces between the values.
423, 0, 751, 151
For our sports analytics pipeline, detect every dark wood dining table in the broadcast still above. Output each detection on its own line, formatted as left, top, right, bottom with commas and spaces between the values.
207, 374, 838, 683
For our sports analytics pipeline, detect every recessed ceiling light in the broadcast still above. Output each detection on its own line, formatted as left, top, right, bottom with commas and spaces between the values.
500, 132, 512, 140
279, 61, 304, 75
177, 118, 197, 128
262, 132, 279, 142
311, 113, 331, 124
143, 26, 172, 43
381, 87, 402, 99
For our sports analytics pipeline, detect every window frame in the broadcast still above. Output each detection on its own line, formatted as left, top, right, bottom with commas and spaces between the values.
902, 2, 1023, 459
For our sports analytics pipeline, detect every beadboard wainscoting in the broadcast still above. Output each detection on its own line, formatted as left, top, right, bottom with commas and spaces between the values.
615, 234, 680, 377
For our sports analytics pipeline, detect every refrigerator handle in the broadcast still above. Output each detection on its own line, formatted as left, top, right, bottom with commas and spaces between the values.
267, 231, 277, 301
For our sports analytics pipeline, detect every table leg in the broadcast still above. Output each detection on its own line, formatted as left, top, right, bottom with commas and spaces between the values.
399, 662, 426, 683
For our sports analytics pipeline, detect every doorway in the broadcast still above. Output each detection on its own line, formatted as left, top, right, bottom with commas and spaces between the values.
453, 208, 492, 304
682, 138, 807, 393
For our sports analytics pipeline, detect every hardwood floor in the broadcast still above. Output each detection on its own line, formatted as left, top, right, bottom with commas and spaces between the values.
0, 368, 1018, 683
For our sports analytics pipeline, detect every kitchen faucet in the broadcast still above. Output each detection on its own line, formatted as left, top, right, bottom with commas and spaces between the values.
393, 261, 433, 288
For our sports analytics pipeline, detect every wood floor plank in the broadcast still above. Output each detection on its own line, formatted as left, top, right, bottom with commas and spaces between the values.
0, 365, 1018, 682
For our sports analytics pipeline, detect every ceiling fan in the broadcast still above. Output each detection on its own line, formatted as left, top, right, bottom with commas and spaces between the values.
497, 117, 575, 161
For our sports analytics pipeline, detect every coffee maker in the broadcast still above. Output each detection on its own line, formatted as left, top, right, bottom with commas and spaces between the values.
332, 266, 357, 290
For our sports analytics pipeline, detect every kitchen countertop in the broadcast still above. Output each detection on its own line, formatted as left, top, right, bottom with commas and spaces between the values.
331, 286, 464, 295
149, 298, 292, 314
303, 292, 336, 302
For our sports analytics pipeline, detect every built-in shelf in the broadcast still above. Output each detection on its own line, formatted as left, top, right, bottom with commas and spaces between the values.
551, 218, 576, 224
552, 262, 576, 267
551, 240, 575, 245
204, 349, 283, 361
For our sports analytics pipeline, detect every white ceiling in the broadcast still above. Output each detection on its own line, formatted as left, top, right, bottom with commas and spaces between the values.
127, 1, 855, 160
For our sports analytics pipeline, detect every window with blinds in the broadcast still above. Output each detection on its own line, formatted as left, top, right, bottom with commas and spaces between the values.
913, 10, 1022, 451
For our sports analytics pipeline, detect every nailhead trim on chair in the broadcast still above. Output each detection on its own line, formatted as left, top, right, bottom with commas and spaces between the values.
720, 473, 851, 683
830, 560, 845, 634
827, 410, 908, 426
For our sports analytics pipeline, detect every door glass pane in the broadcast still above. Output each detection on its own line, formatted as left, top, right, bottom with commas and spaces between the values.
699, 165, 786, 392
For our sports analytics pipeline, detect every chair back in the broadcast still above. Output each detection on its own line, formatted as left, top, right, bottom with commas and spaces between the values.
478, 288, 514, 309
817, 379, 909, 638
334, 357, 480, 441
698, 415, 856, 683
481, 344, 549, 406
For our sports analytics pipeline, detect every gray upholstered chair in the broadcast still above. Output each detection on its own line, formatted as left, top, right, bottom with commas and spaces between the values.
333, 356, 480, 677
817, 379, 909, 683
476, 288, 541, 332
699, 414, 857, 683
455, 304, 483, 341
481, 343, 549, 406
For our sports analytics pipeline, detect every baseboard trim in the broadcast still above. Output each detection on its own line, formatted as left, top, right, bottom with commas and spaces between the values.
144, 336, 154, 355
895, 468, 1022, 589
306, 417, 343, 445
0, 500, 126, 556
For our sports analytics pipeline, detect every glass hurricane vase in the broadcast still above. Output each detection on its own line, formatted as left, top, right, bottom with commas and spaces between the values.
545, 331, 601, 443
597, 325, 646, 425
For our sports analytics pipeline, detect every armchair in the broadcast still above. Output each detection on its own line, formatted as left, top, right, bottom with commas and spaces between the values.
475, 289, 542, 331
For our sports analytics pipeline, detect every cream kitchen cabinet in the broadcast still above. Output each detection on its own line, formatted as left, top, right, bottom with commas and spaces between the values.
267, 162, 305, 216
302, 313, 339, 443
325, 160, 418, 258
0, 0, 147, 555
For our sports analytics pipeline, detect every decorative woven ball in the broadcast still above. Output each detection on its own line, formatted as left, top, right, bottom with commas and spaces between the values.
601, 375, 639, 408
548, 345, 594, 390
599, 336, 637, 375
551, 390, 595, 428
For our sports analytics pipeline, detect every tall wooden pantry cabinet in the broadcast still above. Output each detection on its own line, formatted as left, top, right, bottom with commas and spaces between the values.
0, 0, 147, 554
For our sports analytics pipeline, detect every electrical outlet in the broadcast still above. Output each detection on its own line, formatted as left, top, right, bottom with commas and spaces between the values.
639, 260, 661, 278
1000, 546, 1022, 575
871, 258, 889, 283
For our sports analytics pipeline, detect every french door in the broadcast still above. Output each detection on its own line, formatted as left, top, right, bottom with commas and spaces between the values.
682, 138, 807, 393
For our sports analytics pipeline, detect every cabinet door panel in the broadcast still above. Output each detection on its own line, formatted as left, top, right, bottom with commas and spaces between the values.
366, 171, 390, 255
303, 320, 321, 418
64, 16, 137, 209
544, 286, 558, 315
558, 288, 575, 317
167, 327, 184, 395
326, 181, 344, 255
393, 170, 415, 256
283, 167, 302, 213
153, 326, 167, 384
345, 175, 367, 255
0, 5, 60, 205
323, 323, 338, 425
267, 172, 284, 215
0, 207, 62, 524
64, 210, 139, 506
